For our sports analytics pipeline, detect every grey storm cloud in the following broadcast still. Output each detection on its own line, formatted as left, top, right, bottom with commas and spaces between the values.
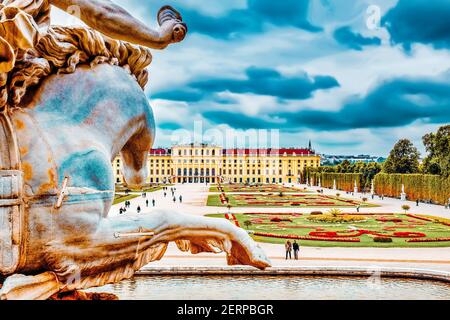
333, 26, 381, 51
383, 0, 450, 50
153, 67, 339, 101
203, 77, 450, 131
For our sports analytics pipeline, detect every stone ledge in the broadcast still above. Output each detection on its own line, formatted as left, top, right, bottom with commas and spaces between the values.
137, 266, 450, 283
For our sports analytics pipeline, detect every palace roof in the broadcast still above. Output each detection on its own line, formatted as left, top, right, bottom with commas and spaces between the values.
222, 148, 315, 156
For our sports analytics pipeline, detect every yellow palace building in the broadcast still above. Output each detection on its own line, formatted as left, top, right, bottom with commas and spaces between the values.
113, 143, 321, 185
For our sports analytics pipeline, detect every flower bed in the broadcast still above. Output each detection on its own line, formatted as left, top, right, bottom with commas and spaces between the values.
392, 231, 426, 238
376, 217, 403, 223
209, 212, 450, 247
406, 214, 434, 222
225, 213, 240, 227
244, 212, 303, 216
307, 214, 367, 223
253, 232, 361, 242
211, 192, 371, 208
308, 229, 426, 239
407, 237, 450, 243
270, 217, 293, 223
309, 231, 364, 238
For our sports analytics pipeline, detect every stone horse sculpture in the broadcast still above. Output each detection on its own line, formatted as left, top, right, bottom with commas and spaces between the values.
0, 1, 270, 300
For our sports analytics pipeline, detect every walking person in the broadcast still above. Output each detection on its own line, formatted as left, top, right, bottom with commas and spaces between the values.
356, 205, 360, 213
293, 241, 300, 260
137, 206, 141, 214
285, 241, 292, 260
179, 195, 182, 203
173, 196, 176, 203
152, 199, 155, 207
146, 199, 149, 207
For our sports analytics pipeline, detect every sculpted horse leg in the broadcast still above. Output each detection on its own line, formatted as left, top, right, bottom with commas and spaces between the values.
1, 211, 271, 300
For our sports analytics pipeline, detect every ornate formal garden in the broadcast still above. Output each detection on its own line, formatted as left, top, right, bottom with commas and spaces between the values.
209, 184, 308, 193
207, 212, 450, 247
207, 192, 374, 208
115, 184, 169, 193
113, 194, 139, 205
113, 184, 169, 204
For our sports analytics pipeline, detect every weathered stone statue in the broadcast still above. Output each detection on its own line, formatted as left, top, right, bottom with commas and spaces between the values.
0, 0, 270, 300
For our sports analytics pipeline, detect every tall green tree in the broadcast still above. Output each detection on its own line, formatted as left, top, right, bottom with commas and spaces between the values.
383, 139, 420, 174
422, 125, 450, 177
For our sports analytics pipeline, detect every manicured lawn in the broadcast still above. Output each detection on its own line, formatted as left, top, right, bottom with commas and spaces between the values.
115, 184, 169, 193
207, 193, 376, 208
113, 194, 139, 205
210, 184, 310, 193
206, 213, 450, 248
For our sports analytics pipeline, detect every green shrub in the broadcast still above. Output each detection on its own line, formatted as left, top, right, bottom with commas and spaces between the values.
306, 172, 362, 192
374, 237, 393, 243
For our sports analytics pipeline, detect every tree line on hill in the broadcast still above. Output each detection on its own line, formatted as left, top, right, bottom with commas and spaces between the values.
384, 125, 450, 177
305, 125, 450, 191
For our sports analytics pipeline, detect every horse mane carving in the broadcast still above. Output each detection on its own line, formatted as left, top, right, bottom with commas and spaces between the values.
2, 26, 152, 109
0, 0, 152, 110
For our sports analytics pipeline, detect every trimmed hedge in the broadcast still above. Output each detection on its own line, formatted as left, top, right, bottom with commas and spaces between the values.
374, 237, 393, 243
307, 172, 362, 192
374, 174, 450, 205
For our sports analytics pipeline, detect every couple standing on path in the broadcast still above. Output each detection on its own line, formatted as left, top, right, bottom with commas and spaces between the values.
285, 240, 300, 260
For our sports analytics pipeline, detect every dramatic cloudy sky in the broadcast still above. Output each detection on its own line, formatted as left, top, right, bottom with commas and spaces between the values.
52, 0, 450, 156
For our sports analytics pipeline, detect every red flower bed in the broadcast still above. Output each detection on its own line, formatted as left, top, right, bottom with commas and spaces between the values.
309, 231, 364, 238
253, 232, 360, 242
392, 232, 426, 238
406, 214, 434, 222
270, 217, 293, 223
225, 214, 240, 227
376, 217, 403, 223
307, 229, 427, 239
407, 237, 450, 243
244, 213, 303, 216
383, 225, 417, 231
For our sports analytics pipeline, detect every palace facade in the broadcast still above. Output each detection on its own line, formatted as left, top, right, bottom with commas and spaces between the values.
113, 144, 321, 185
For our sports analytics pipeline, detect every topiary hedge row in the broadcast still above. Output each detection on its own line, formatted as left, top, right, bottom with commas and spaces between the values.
374, 174, 450, 205
306, 172, 362, 192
